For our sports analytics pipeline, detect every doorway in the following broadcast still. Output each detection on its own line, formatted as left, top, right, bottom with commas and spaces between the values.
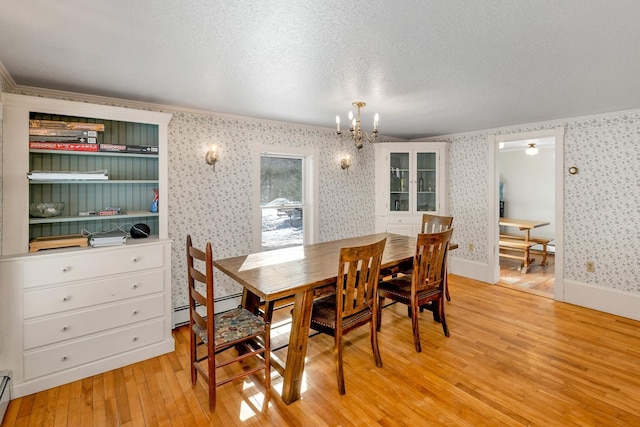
488, 127, 565, 301
498, 137, 555, 297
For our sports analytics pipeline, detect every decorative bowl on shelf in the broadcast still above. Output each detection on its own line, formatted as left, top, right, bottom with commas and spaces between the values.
29, 202, 65, 217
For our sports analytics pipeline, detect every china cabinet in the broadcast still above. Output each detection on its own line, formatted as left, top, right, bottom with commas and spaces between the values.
374, 142, 450, 236
0, 94, 174, 397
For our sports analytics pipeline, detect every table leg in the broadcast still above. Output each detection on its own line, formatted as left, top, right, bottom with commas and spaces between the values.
521, 229, 532, 273
281, 288, 314, 404
241, 288, 260, 315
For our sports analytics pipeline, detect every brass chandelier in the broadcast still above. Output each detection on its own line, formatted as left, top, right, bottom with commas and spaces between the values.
335, 101, 379, 149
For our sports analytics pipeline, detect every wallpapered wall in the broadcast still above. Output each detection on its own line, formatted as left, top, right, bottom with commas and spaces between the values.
435, 114, 640, 294
167, 111, 376, 307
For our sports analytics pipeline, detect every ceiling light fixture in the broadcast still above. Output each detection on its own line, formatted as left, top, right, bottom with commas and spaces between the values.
525, 143, 539, 156
335, 101, 379, 149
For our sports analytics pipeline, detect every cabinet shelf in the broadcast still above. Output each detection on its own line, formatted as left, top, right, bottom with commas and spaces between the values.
29, 212, 158, 224
29, 149, 158, 159
29, 180, 159, 185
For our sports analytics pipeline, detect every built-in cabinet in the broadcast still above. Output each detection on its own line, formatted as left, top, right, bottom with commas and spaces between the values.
374, 142, 450, 236
0, 94, 174, 398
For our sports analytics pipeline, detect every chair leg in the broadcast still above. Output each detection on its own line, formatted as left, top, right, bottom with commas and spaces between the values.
208, 346, 216, 411
190, 331, 197, 385
377, 296, 384, 331
264, 324, 271, 390
438, 297, 450, 337
335, 334, 346, 395
370, 315, 383, 368
411, 303, 422, 353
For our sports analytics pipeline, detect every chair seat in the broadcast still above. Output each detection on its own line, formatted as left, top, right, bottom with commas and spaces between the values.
193, 307, 267, 346
310, 296, 373, 331
378, 276, 441, 303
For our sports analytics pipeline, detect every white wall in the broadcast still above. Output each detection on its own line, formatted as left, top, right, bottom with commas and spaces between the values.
499, 145, 555, 240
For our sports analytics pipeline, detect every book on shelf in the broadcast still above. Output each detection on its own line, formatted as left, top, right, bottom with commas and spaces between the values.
29, 129, 98, 137
99, 144, 158, 154
30, 136, 97, 143
29, 141, 98, 152
27, 169, 109, 180
29, 120, 105, 132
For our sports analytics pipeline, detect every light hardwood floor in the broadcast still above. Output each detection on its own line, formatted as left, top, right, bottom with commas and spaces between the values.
499, 252, 555, 298
3, 274, 640, 426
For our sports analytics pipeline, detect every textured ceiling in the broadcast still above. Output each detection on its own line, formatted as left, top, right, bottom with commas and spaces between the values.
1, 1, 640, 139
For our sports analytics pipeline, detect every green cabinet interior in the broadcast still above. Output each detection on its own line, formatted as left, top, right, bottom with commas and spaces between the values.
28, 112, 160, 240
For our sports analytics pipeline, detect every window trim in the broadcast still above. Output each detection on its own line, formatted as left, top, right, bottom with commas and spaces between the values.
252, 145, 318, 252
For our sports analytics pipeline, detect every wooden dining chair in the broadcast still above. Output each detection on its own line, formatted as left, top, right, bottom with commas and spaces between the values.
309, 238, 387, 395
186, 235, 270, 411
421, 214, 454, 301
377, 229, 453, 352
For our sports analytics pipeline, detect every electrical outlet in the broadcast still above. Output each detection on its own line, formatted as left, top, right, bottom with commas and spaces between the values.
468, 243, 474, 252
586, 261, 595, 273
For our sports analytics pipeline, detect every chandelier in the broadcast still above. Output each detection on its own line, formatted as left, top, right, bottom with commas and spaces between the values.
335, 101, 379, 149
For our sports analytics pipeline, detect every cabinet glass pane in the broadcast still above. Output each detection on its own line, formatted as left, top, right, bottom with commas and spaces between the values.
389, 153, 409, 211
416, 152, 436, 212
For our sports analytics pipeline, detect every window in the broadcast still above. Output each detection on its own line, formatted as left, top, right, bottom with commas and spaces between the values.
260, 155, 304, 251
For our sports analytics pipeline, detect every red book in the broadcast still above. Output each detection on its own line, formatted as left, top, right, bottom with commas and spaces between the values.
29, 141, 98, 152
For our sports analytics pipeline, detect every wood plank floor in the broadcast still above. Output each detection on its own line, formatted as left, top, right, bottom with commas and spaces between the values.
4, 274, 640, 426
499, 253, 555, 298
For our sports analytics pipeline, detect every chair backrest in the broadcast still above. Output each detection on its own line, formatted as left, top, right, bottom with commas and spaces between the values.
186, 235, 215, 347
412, 229, 453, 293
336, 238, 387, 322
421, 214, 453, 234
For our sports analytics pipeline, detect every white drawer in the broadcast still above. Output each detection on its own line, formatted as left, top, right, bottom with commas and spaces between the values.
23, 244, 164, 288
24, 269, 164, 319
24, 294, 165, 350
24, 318, 164, 380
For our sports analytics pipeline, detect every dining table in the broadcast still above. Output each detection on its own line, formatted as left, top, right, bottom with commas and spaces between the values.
499, 217, 550, 273
213, 232, 417, 404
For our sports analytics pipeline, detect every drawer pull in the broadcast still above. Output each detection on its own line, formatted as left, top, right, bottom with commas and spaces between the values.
61, 355, 69, 362
131, 283, 139, 290
132, 310, 139, 316
62, 267, 71, 273
61, 326, 69, 332
132, 257, 139, 263
62, 296, 71, 303
132, 336, 138, 342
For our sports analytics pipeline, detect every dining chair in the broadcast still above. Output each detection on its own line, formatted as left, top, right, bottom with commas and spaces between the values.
309, 238, 387, 395
186, 235, 270, 411
377, 229, 453, 352
421, 214, 454, 301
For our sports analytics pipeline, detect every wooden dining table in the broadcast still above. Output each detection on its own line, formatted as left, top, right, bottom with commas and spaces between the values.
499, 217, 550, 273
213, 232, 417, 404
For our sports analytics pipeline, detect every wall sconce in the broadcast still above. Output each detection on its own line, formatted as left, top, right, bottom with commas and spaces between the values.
341, 155, 351, 170
205, 144, 219, 170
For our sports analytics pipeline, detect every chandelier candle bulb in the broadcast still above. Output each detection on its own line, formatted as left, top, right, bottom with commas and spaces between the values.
336, 115, 340, 132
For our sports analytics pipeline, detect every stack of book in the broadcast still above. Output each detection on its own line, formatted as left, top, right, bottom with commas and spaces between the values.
29, 120, 104, 152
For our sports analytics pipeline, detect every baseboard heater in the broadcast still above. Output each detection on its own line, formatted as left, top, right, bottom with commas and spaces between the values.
0, 370, 11, 423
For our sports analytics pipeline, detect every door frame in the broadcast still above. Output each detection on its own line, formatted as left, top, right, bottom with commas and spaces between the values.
487, 126, 565, 301
251, 145, 319, 252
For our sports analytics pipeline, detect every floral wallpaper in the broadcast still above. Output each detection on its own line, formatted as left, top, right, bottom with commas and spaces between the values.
168, 111, 376, 307
437, 113, 640, 294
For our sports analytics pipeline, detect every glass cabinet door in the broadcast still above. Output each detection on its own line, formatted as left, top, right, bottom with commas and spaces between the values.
416, 152, 437, 212
389, 152, 409, 212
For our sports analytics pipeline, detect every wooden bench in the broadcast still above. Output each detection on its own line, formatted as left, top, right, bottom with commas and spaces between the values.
499, 233, 552, 267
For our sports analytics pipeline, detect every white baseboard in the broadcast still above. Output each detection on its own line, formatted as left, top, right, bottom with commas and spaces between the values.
449, 256, 494, 284
564, 279, 640, 321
